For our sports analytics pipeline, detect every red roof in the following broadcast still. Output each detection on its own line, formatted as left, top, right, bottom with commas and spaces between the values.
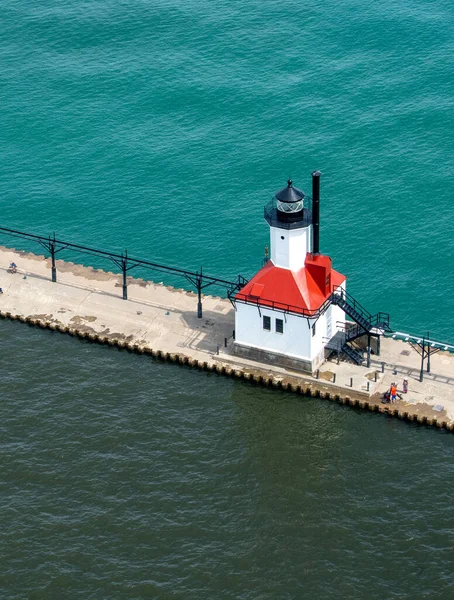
235, 253, 346, 316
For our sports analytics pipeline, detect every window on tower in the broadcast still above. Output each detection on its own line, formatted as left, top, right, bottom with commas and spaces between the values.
263, 315, 271, 331
277, 199, 303, 213
276, 318, 284, 334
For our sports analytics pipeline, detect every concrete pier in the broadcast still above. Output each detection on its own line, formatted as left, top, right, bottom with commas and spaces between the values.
1, 245, 453, 431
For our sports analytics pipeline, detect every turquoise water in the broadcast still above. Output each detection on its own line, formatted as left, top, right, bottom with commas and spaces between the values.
2, 0, 454, 337
1, 1, 454, 598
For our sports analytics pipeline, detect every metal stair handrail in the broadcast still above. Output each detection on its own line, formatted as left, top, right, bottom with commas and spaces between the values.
342, 342, 364, 365
331, 289, 391, 334
331, 288, 373, 325
345, 322, 368, 342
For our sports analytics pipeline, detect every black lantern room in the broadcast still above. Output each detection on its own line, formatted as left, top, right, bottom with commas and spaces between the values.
275, 179, 304, 222
264, 178, 312, 230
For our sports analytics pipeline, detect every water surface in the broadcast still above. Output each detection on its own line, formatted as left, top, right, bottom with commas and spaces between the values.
1, 0, 454, 597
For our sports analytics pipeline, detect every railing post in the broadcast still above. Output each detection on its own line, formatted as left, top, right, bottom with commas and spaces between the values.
426, 331, 431, 373
197, 270, 202, 318
50, 234, 57, 283
367, 335, 371, 368
419, 338, 425, 382
122, 251, 128, 300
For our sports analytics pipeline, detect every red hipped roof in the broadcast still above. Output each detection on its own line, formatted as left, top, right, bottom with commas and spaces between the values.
235, 253, 346, 316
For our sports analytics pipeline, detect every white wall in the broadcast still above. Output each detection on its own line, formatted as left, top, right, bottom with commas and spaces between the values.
309, 311, 327, 359
235, 300, 344, 362
234, 302, 330, 361
270, 225, 311, 271
331, 280, 347, 335
235, 303, 312, 360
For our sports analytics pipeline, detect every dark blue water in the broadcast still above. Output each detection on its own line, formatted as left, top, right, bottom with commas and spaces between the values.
2, 322, 454, 599
1, 1, 454, 597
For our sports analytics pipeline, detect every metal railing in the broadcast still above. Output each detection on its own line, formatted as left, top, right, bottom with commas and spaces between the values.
332, 288, 390, 331
386, 331, 454, 382
264, 198, 313, 230
233, 283, 344, 319
386, 331, 454, 352
0, 224, 393, 332
0, 225, 248, 318
332, 288, 374, 323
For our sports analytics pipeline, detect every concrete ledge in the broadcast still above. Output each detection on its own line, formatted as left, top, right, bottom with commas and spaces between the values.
0, 308, 452, 434
233, 342, 314, 373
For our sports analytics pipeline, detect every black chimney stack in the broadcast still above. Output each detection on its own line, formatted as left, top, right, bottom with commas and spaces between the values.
311, 170, 321, 254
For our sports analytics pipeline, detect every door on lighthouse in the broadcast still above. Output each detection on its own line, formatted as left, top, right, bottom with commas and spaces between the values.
326, 306, 332, 340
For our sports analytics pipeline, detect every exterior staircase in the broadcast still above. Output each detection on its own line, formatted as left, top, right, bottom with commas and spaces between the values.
329, 289, 391, 365
342, 341, 364, 365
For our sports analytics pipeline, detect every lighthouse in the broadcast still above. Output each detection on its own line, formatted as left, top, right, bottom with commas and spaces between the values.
233, 172, 347, 373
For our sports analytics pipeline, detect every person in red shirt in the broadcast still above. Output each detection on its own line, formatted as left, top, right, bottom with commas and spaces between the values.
390, 384, 397, 402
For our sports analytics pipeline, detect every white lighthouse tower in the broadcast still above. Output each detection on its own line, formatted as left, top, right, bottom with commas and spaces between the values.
233, 172, 347, 373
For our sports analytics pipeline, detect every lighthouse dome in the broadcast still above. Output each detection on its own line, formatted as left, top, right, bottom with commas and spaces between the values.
275, 179, 304, 221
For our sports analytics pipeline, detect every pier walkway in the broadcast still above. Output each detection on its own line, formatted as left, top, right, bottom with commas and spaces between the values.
1, 245, 453, 429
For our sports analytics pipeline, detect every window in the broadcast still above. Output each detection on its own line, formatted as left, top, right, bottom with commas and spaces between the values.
276, 318, 284, 334
263, 315, 271, 331
312, 322, 316, 337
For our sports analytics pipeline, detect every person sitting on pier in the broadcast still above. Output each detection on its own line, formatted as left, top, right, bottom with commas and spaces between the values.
8, 262, 17, 274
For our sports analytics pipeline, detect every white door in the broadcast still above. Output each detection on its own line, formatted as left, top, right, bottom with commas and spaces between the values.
326, 307, 332, 340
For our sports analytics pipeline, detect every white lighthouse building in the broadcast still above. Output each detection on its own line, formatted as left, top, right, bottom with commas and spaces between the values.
233, 172, 347, 373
